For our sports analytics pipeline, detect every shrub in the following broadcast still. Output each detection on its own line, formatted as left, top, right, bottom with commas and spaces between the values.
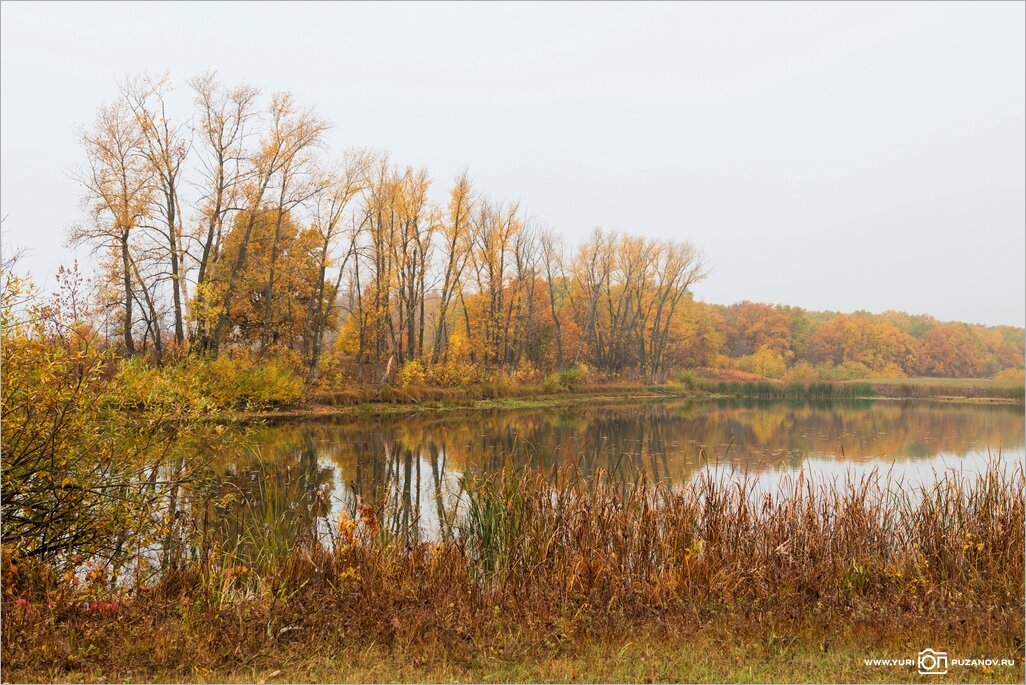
815, 361, 872, 381
398, 359, 427, 386
994, 367, 1025, 381
676, 369, 700, 390
114, 357, 211, 411
543, 364, 590, 393
733, 347, 788, 379
782, 362, 817, 384
0, 270, 207, 571
542, 373, 562, 394
511, 361, 542, 385
563, 364, 591, 390
199, 352, 303, 408
427, 360, 481, 387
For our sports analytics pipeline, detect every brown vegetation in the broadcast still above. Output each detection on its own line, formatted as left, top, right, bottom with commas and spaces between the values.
2, 463, 1022, 682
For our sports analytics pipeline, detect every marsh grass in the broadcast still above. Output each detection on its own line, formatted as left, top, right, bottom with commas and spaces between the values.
716, 380, 878, 399
3, 461, 1023, 681
715, 378, 1025, 401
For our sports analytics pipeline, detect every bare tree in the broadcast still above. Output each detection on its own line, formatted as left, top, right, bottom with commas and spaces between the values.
188, 73, 259, 348
305, 150, 371, 379
123, 73, 191, 346
645, 241, 707, 382
72, 100, 154, 354
539, 228, 567, 368
430, 172, 475, 364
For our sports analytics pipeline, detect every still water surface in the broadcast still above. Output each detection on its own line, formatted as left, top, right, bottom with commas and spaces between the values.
202, 399, 1025, 548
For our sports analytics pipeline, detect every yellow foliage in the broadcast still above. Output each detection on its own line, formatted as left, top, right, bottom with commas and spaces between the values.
511, 361, 542, 385
733, 346, 788, 379
398, 360, 427, 386
994, 367, 1025, 381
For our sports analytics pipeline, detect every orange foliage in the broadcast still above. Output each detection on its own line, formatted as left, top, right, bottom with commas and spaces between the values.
914, 323, 991, 378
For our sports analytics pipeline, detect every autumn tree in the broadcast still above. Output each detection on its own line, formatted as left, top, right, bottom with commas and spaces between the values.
209, 92, 328, 354
189, 73, 259, 348
718, 302, 795, 359
645, 241, 707, 381
538, 229, 569, 368
122, 73, 191, 347
391, 167, 434, 363
467, 201, 523, 369
430, 172, 475, 364
206, 208, 320, 348
305, 150, 371, 379
658, 297, 722, 370
72, 99, 154, 354
808, 314, 916, 376
567, 230, 706, 380
914, 323, 990, 378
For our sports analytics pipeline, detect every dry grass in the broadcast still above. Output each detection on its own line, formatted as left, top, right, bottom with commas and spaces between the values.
3, 462, 1023, 682
307, 380, 688, 407
856, 377, 1025, 401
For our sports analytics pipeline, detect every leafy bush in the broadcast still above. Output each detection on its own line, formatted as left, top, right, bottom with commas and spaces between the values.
200, 353, 303, 408
732, 347, 788, 379
782, 362, 817, 384
426, 360, 482, 387
113, 350, 304, 411
542, 373, 562, 393
114, 357, 211, 411
1, 269, 205, 571
511, 361, 542, 385
543, 364, 590, 393
815, 361, 873, 381
994, 367, 1025, 381
397, 359, 427, 386
676, 369, 700, 390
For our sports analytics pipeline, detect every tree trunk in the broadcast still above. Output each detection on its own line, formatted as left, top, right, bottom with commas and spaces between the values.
260, 203, 288, 354
211, 174, 273, 354
120, 228, 136, 354
166, 189, 185, 347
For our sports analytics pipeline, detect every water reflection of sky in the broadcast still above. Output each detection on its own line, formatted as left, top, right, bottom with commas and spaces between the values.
696, 449, 1026, 497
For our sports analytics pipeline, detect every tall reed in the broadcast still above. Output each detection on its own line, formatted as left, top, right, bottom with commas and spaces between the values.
3, 461, 1023, 678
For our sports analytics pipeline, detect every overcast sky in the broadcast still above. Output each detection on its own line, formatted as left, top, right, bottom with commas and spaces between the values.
2, 1, 1023, 326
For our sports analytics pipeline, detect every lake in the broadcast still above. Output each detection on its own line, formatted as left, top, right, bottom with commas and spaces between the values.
197, 398, 1025, 553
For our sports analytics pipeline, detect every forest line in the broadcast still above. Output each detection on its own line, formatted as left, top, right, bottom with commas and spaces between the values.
21, 71, 1023, 390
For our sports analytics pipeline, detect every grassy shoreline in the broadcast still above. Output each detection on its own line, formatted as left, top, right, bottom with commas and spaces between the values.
233, 385, 696, 423
9, 621, 1022, 683
226, 376, 1024, 423
5, 464, 1022, 683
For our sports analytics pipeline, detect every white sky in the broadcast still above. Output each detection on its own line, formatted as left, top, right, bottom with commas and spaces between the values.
1, 1, 1023, 326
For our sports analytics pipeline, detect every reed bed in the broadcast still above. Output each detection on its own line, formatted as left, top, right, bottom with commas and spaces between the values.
714, 379, 1025, 401
715, 380, 874, 398
457, 461, 1023, 615
3, 461, 1023, 680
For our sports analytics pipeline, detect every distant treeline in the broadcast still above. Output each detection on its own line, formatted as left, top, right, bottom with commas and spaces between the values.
702, 302, 1024, 381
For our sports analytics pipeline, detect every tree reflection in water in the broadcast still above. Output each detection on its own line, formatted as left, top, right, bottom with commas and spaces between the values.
197, 399, 1025, 566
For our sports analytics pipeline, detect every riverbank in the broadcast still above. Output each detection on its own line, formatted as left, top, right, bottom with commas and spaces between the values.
228, 376, 1024, 423
236, 383, 696, 422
